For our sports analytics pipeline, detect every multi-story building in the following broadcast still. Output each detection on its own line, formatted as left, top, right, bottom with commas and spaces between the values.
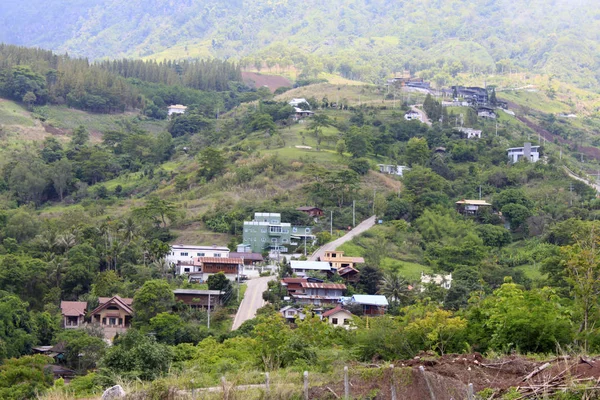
242, 212, 315, 253
166, 245, 230, 274
507, 142, 540, 163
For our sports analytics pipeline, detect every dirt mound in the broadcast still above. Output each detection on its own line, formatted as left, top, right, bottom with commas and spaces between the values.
242, 72, 291, 92
311, 354, 600, 399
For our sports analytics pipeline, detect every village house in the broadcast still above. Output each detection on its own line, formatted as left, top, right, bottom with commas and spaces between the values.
289, 98, 310, 108
90, 296, 133, 338
294, 107, 314, 120
290, 281, 347, 306
420, 272, 453, 291
167, 244, 230, 275
456, 127, 482, 139
377, 164, 410, 176
60, 301, 87, 329
187, 257, 243, 282
173, 289, 223, 310
229, 251, 264, 266
338, 266, 360, 283
296, 206, 324, 218
281, 277, 324, 296
167, 104, 187, 116
322, 305, 354, 329
477, 106, 497, 119
455, 199, 492, 215
507, 142, 540, 163
243, 212, 315, 254
404, 110, 423, 122
290, 260, 334, 278
321, 250, 365, 270
279, 305, 307, 322
346, 294, 389, 315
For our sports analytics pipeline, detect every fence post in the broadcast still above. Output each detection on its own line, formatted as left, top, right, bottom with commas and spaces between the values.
390, 364, 396, 400
467, 383, 474, 400
191, 379, 195, 400
344, 366, 349, 399
419, 366, 437, 400
265, 372, 270, 392
304, 371, 309, 400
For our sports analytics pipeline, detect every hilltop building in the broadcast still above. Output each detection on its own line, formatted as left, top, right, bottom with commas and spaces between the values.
507, 142, 540, 163
242, 212, 314, 253
167, 104, 187, 116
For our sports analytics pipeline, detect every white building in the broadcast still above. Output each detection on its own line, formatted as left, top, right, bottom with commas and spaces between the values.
507, 142, 540, 163
420, 272, 452, 291
290, 261, 333, 277
166, 245, 230, 272
404, 110, 423, 122
167, 104, 188, 116
322, 306, 354, 329
377, 164, 411, 176
456, 127, 482, 139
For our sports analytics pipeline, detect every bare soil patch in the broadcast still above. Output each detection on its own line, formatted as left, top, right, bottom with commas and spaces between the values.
242, 72, 292, 92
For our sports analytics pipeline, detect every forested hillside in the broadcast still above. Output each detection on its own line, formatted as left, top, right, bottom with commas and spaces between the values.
1, 0, 600, 88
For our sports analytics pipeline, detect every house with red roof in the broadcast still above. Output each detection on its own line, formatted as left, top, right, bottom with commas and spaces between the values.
60, 301, 87, 329
90, 295, 133, 338
322, 305, 354, 329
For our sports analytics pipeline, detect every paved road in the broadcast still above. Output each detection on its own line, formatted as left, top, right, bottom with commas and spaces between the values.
411, 105, 432, 126
564, 166, 600, 193
309, 215, 377, 261
231, 275, 274, 330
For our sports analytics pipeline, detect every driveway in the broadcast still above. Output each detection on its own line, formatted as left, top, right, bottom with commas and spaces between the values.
309, 215, 376, 261
231, 275, 275, 330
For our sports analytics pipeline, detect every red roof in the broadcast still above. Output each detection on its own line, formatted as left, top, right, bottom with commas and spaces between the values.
296, 206, 323, 211
281, 278, 309, 284
196, 257, 243, 264
60, 301, 87, 317
229, 252, 264, 261
300, 282, 346, 290
99, 296, 133, 306
322, 305, 353, 318
91, 295, 133, 316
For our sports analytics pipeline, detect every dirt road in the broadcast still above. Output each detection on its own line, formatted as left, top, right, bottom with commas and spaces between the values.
231, 275, 274, 330
564, 166, 600, 193
309, 215, 376, 261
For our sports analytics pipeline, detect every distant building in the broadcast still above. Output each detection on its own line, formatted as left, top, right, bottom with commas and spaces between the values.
187, 257, 243, 282
290, 261, 334, 278
448, 86, 489, 105
294, 107, 314, 119
289, 98, 310, 108
507, 142, 540, 163
404, 110, 423, 122
322, 305, 354, 329
167, 104, 187, 116
296, 206, 324, 218
60, 301, 87, 329
173, 289, 223, 310
321, 250, 365, 270
345, 294, 389, 315
456, 127, 482, 139
90, 296, 133, 339
290, 281, 346, 305
420, 272, 452, 291
477, 106, 497, 119
243, 212, 314, 253
167, 245, 230, 275
377, 164, 410, 176
455, 199, 492, 215
280, 305, 307, 322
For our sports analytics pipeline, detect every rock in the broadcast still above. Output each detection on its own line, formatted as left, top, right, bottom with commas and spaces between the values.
102, 385, 126, 400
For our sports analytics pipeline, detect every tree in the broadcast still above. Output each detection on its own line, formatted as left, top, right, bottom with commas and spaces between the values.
501, 203, 532, 232
406, 137, 430, 166
133, 279, 175, 325
476, 224, 512, 248
0, 291, 37, 358
348, 158, 370, 175
70, 125, 89, 148
133, 196, 178, 228
379, 272, 410, 308
358, 265, 383, 295
197, 147, 226, 181
0, 355, 54, 399
54, 328, 107, 372
207, 272, 234, 304
345, 126, 372, 158
308, 114, 331, 150
22, 91, 36, 109
49, 158, 73, 201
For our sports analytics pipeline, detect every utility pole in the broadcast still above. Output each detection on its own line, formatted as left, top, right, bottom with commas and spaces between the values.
330, 211, 333, 236
207, 293, 211, 329
237, 262, 240, 302
570, 182, 574, 206
495, 120, 498, 136
304, 235, 307, 257
479, 185, 482, 200
373, 188, 376, 215
352, 201, 355, 227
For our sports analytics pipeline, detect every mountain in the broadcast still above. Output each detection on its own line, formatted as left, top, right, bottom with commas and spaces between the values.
2, 0, 600, 88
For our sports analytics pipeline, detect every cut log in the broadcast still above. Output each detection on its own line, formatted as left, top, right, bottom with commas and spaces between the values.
522, 363, 550, 382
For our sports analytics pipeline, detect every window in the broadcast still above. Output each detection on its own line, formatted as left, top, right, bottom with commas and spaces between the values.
292, 227, 298, 233
332, 318, 338, 325
270, 220, 278, 224
214, 253, 221, 258
184, 267, 190, 272
261, 228, 267, 233
283, 229, 289, 233
181, 252, 189, 256
343, 319, 350, 325
261, 237, 266, 242
282, 238, 288, 243
270, 226, 282, 233
305, 228, 311, 233
271, 238, 278, 243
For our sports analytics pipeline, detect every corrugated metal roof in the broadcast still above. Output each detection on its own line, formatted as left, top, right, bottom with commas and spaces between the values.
197, 257, 243, 264
301, 282, 346, 290
351, 295, 389, 306
455, 200, 492, 206
291, 261, 332, 270
173, 289, 223, 296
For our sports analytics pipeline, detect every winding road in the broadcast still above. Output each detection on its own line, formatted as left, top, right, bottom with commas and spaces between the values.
310, 215, 377, 261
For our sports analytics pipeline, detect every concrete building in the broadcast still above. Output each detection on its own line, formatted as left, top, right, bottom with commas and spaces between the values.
243, 212, 314, 253
507, 142, 540, 163
420, 272, 453, 291
377, 164, 410, 176
167, 245, 230, 275
173, 289, 223, 310
167, 104, 187, 116
60, 301, 87, 329
322, 305, 354, 329
290, 261, 334, 277
456, 127, 482, 139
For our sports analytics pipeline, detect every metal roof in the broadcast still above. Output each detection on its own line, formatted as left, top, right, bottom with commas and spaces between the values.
197, 257, 243, 264
351, 295, 389, 306
291, 261, 333, 271
173, 289, 223, 296
455, 200, 492, 206
300, 282, 346, 290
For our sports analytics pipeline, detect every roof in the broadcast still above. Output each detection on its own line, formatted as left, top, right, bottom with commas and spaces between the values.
170, 244, 229, 251
296, 206, 323, 211
255, 212, 281, 217
168, 104, 187, 109
60, 301, 87, 317
338, 267, 360, 276
91, 295, 133, 316
323, 305, 354, 318
290, 261, 333, 271
351, 295, 389, 307
173, 289, 223, 296
507, 146, 541, 151
99, 296, 133, 306
300, 282, 346, 290
229, 252, 264, 261
455, 200, 492, 206
196, 257, 243, 264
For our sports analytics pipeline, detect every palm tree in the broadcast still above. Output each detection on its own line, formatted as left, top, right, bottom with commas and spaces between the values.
55, 233, 77, 253
379, 271, 410, 308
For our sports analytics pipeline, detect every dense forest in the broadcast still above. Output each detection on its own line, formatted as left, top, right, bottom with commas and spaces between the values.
1, 0, 600, 88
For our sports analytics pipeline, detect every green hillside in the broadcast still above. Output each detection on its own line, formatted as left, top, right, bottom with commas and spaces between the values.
2, 0, 600, 88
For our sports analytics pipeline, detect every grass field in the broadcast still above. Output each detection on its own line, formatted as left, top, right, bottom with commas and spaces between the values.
0, 100, 34, 126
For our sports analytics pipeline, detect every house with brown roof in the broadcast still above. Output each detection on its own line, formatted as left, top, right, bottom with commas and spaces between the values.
455, 199, 492, 215
173, 289, 223, 310
296, 206, 324, 218
187, 257, 243, 282
291, 281, 346, 306
90, 295, 133, 338
281, 277, 324, 296
229, 252, 264, 266
60, 301, 87, 329
338, 266, 360, 283
322, 305, 354, 329
321, 250, 365, 270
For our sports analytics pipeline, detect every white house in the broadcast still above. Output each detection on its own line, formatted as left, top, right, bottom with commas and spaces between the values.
456, 127, 482, 139
404, 110, 423, 122
289, 98, 309, 108
290, 261, 333, 277
167, 104, 188, 116
322, 306, 354, 329
166, 245, 230, 274
477, 107, 496, 119
507, 142, 540, 163
420, 272, 452, 291
377, 164, 410, 176
279, 306, 307, 322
